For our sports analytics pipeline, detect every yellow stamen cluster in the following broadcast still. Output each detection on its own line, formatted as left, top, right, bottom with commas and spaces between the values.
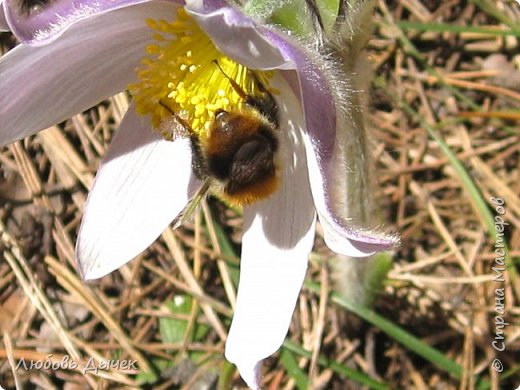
129, 8, 272, 139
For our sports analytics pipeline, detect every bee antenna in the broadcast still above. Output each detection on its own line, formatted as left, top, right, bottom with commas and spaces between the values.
159, 99, 195, 135
212, 60, 248, 100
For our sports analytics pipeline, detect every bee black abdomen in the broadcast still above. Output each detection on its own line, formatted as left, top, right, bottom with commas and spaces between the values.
257, 126, 279, 152
205, 154, 232, 181
197, 106, 280, 204
225, 136, 276, 195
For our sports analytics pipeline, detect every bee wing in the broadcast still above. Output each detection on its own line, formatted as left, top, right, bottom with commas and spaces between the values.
227, 138, 275, 193
172, 178, 211, 230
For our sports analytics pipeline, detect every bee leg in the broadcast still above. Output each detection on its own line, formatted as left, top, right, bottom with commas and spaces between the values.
212, 60, 279, 127
158, 99, 195, 136
158, 99, 207, 178
244, 86, 279, 127
212, 60, 249, 100
240, 68, 279, 127
212, 61, 279, 126
189, 135, 208, 179
247, 69, 270, 94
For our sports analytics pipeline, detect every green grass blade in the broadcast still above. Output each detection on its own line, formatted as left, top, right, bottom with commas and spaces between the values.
218, 360, 236, 390
305, 281, 463, 377
396, 21, 520, 38
279, 348, 309, 390
400, 102, 495, 233
469, 0, 520, 33
398, 101, 519, 290
206, 206, 240, 285
378, 18, 479, 110
283, 340, 389, 390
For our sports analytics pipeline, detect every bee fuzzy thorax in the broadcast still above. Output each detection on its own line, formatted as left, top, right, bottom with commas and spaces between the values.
203, 109, 274, 155
200, 109, 280, 207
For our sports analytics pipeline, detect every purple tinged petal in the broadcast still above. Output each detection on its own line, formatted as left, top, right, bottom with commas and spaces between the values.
264, 32, 336, 156
4, 0, 183, 44
225, 75, 316, 384
234, 361, 261, 390
77, 106, 202, 280
302, 129, 398, 256
0, 0, 9, 31
185, 0, 289, 70
0, 2, 178, 146
263, 33, 398, 254
268, 36, 398, 253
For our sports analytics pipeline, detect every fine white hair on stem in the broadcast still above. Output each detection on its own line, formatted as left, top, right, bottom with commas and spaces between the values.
325, 0, 394, 303
265, 0, 392, 302
268, 0, 376, 225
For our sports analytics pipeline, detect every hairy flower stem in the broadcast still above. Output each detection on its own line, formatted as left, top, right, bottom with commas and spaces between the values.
326, 0, 392, 305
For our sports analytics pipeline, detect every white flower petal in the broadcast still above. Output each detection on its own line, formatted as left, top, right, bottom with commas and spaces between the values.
76, 106, 201, 280
235, 360, 262, 390
302, 131, 398, 257
0, 1, 178, 146
225, 75, 316, 383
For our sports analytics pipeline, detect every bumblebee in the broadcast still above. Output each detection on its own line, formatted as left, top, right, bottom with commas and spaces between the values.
161, 62, 280, 225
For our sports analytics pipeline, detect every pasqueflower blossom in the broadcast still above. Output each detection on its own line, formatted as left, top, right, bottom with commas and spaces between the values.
0, 0, 397, 387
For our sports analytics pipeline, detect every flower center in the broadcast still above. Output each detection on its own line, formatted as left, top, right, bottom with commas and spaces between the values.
129, 8, 273, 140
